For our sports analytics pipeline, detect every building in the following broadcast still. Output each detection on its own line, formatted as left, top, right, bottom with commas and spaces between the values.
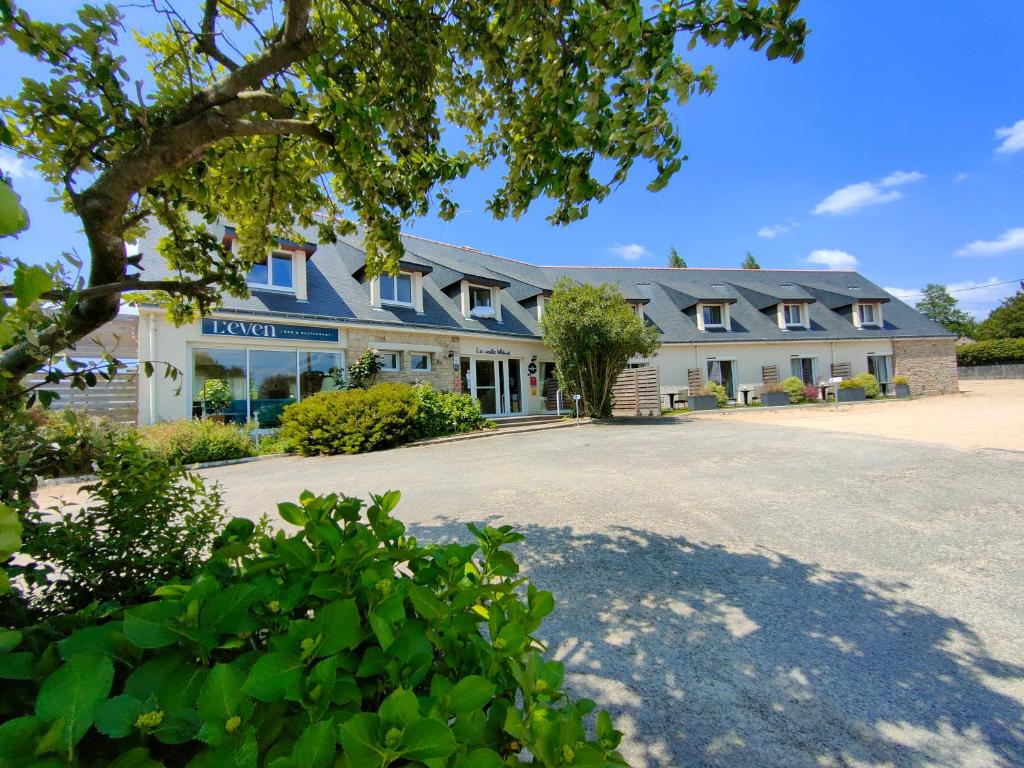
137, 224, 957, 425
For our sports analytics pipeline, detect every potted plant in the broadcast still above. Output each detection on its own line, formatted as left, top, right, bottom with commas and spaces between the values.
690, 381, 726, 410
837, 378, 866, 402
781, 376, 806, 405
759, 382, 791, 407
194, 378, 233, 420
893, 374, 911, 398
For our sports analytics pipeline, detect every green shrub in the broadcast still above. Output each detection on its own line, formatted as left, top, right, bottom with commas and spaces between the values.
412, 384, 487, 439
139, 419, 255, 465
12, 433, 225, 617
893, 374, 909, 386
780, 376, 805, 404
34, 410, 126, 478
254, 429, 293, 455
956, 338, 1024, 366
0, 491, 628, 767
839, 377, 860, 389
850, 372, 880, 398
281, 383, 419, 455
699, 380, 728, 406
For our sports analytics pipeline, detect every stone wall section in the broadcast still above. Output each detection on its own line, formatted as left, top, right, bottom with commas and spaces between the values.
345, 328, 460, 392
892, 337, 959, 395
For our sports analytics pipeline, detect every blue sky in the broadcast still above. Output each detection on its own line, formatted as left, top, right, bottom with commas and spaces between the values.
2, 0, 1022, 317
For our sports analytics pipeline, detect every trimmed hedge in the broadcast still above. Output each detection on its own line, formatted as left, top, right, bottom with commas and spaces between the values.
412, 383, 488, 439
280, 383, 419, 455
956, 338, 1024, 366
139, 419, 255, 464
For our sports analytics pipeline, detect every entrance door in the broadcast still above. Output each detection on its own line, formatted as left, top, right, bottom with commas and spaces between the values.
707, 359, 736, 399
463, 358, 523, 416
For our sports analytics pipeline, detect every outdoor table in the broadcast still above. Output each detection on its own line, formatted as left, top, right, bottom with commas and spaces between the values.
665, 392, 688, 409
738, 388, 752, 406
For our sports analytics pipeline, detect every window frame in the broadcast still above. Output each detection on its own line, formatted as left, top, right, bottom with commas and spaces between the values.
409, 352, 432, 372
789, 356, 818, 384
379, 273, 414, 307
469, 285, 493, 310
378, 351, 400, 371
246, 251, 294, 292
858, 302, 878, 326
702, 303, 724, 328
782, 303, 805, 328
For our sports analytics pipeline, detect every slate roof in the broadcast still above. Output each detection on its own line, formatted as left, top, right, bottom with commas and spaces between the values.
136, 223, 954, 343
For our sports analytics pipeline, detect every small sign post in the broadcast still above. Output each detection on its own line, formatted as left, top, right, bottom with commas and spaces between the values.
572, 393, 582, 424
828, 376, 842, 410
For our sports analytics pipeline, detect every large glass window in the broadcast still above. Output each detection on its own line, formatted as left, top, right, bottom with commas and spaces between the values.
192, 348, 247, 422
867, 354, 892, 384
247, 252, 293, 290
300, 351, 344, 399
249, 350, 297, 427
409, 353, 431, 371
702, 304, 723, 327
380, 274, 413, 305
790, 357, 818, 384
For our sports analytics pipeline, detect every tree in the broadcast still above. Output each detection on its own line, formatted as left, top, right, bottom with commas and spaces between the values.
668, 246, 687, 268
0, 0, 807, 391
741, 251, 760, 269
915, 283, 977, 337
540, 277, 660, 418
975, 288, 1024, 340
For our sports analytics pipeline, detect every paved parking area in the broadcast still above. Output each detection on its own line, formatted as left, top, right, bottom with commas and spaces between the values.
193, 407, 1024, 768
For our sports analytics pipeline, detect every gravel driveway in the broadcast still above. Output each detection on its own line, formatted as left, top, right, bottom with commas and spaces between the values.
195, 413, 1024, 768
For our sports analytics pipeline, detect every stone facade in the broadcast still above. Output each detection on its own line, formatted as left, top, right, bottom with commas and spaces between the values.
344, 327, 460, 392
892, 337, 959, 395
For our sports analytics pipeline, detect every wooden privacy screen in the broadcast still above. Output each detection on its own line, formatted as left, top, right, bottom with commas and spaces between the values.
687, 367, 703, 392
612, 367, 661, 417
24, 372, 138, 424
831, 362, 852, 379
761, 365, 780, 384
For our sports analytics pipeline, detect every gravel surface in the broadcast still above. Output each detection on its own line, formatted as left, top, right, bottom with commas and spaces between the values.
182, 413, 1024, 768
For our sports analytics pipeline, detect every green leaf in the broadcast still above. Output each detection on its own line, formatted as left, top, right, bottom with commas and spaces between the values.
457, 747, 506, 768
197, 664, 245, 720
95, 695, 145, 738
35, 653, 114, 753
407, 584, 444, 620
379, 688, 419, 728
314, 599, 361, 656
338, 713, 383, 765
0, 716, 42, 761
0, 629, 21, 653
450, 676, 496, 714
58, 623, 129, 660
291, 721, 337, 768
242, 652, 303, 702
277, 502, 307, 526
0, 652, 34, 680
201, 584, 257, 633
0, 179, 29, 237
399, 718, 456, 761
11, 264, 52, 309
107, 747, 163, 768
153, 708, 200, 745
123, 602, 181, 649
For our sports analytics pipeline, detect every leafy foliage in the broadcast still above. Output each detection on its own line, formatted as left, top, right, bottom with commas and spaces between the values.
347, 348, 384, 390
193, 379, 233, 414
9, 434, 225, 617
893, 374, 910, 386
956, 338, 1024, 366
699, 381, 729, 407
139, 419, 255, 465
411, 384, 489, 440
915, 284, 976, 337
667, 247, 686, 268
802, 384, 819, 402
0, 176, 28, 236
975, 290, 1024, 340
35, 410, 127, 478
741, 252, 760, 269
0, 491, 627, 767
781, 376, 806, 404
850, 372, 880, 398
281, 383, 419, 455
0, 0, 808, 384
541, 278, 660, 417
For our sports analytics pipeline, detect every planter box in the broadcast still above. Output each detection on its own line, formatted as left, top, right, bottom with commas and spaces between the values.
837, 386, 866, 402
689, 395, 719, 411
894, 383, 911, 398
760, 392, 791, 407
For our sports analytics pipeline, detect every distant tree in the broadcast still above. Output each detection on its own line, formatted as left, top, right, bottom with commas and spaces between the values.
668, 247, 687, 268
741, 251, 760, 269
541, 278, 660, 418
915, 283, 977, 337
975, 288, 1024, 340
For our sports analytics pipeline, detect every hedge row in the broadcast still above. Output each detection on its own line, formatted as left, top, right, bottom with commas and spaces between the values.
956, 338, 1024, 367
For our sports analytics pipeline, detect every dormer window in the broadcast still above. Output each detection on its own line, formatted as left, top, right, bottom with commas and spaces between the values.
380, 273, 413, 306
702, 304, 724, 327
782, 303, 805, 328
468, 285, 496, 319
858, 303, 878, 326
247, 251, 293, 291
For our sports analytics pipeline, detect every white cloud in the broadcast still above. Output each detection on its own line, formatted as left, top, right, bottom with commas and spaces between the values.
954, 172, 971, 183
881, 277, 1020, 319
757, 223, 794, 239
812, 170, 925, 216
995, 118, 1024, 154
807, 249, 859, 269
0, 150, 31, 180
954, 227, 1024, 257
609, 242, 651, 261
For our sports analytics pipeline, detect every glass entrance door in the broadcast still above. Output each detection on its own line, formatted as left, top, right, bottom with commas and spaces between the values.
707, 359, 736, 399
464, 358, 523, 416
473, 359, 498, 415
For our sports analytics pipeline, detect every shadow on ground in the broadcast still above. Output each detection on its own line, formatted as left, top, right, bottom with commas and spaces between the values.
411, 519, 1024, 768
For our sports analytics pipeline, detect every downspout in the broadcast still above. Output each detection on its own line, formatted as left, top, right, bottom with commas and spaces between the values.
147, 312, 157, 425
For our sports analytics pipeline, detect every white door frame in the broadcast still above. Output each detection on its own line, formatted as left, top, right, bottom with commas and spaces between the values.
466, 356, 522, 416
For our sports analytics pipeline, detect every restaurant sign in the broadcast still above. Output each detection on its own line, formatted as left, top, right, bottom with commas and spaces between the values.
202, 318, 339, 343
474, 346, 512, 356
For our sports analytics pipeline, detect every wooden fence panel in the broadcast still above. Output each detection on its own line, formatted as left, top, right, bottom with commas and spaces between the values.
761, 365, 780, 384
24, 373, 139, 424
612, 367, 661, 416
831, 362, 852, 379
687, 367, 703, 392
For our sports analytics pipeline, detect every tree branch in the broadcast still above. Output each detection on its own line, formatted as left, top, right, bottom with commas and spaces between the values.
198, 0, 240, 71
0, 274, 222, 302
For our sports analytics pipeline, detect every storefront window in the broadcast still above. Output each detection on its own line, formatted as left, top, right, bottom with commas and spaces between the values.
192, 348, 247, 421
300, 351, 344, 399
248, 350, 297, 427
